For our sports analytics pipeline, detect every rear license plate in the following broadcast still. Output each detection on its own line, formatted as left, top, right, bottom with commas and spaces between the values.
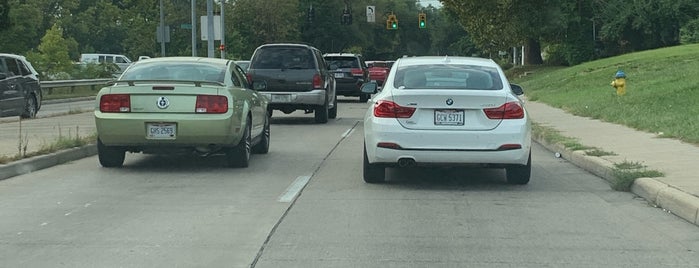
334, 73, 344, 78
146, 123, 176, 139
271, 94, 291, 103
434, 110, 464, 125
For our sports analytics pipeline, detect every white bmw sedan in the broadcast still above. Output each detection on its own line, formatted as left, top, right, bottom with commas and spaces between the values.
361, 56, 531, 184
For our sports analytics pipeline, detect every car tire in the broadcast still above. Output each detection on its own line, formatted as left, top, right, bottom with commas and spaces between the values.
314, 102, 329, 124
328, 94, 338, 119
97, 138, 125, 168
363, 145, 385, 183
226, 117, 251, 168
20, 94, 38, 119
359, 93, 369, 102
506, 151, 531, 185
252, 115, 270, 154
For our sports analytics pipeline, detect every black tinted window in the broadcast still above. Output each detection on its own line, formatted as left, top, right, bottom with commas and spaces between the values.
393, 64, 503, 90
324, 57, 359, 68
5, 58, 20, 77
252, 47, 315, 69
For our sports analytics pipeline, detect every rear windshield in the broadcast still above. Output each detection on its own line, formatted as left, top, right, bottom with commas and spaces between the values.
324, 57, 360, 68
120, 62, 226, 82
251, 47, 315, 69
393, 64, 503, 90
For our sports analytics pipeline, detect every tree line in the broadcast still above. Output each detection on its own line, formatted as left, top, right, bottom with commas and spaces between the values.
0, 0, 697, 79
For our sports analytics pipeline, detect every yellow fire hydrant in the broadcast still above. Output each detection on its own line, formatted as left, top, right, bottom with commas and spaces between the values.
610, 70, 627, 96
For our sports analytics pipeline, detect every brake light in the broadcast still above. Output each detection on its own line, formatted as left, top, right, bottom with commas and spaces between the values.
100, 94, 131, 113
246, 73, 253, 85
312, 73, 322, 89
350, 68, 364, 77
195, 95, 228, 113
483, 101, 524, 119
373, 100, 416, 118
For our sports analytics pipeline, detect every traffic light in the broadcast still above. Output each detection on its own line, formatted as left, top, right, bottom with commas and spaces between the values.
386, 14, 398, 30
418, 13, 426, 28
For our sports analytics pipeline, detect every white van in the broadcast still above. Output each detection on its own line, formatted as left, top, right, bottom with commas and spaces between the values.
79, 53, 133, 73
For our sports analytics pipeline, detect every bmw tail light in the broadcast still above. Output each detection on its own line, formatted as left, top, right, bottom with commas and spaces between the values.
373, 100, 416, 118
195, 95, 228, 113
100, 94, 131, 112
483, 101, 524, 119
350, 68, 364, 77
312, 73, 322, 89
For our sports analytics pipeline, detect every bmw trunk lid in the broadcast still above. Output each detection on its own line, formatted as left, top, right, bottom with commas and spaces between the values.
389, 89, 509, 131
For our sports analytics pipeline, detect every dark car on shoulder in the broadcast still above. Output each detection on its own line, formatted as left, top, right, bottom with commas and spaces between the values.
0, 53, 42, 118
246, 43, 337, 124
323, 53, 370, 102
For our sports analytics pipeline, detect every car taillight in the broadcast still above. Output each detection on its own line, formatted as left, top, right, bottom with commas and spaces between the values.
373, 100, 416, 118
246, 73, 253, 85
350, 68, 364, 77
100, 94, 131, 113
195, 95, 228, 114
312, 74, 322, 89
483, 101, 524, 119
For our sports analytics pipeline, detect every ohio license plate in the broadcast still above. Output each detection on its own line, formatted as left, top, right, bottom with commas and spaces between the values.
434, 109, 464, 125
146, 123, 176, 139
271, 94, 291, 102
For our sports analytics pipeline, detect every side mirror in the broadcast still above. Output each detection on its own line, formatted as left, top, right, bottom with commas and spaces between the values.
253, 80, 267, 91
510, 84, 524, 95
360, 81, 378, 94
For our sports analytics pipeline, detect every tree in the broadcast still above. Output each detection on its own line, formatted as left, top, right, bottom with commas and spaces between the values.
0, 0, 10, 29
27, 24, 74, 79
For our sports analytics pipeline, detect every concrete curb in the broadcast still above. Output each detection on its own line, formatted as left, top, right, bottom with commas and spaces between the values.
532, 132, 699, 227
0, 144, 97, 181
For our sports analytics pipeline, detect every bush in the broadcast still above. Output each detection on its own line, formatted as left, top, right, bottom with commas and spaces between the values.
69, 62, 120, 79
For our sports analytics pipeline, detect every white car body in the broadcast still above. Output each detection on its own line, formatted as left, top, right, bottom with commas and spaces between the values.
362, 56, 532, 184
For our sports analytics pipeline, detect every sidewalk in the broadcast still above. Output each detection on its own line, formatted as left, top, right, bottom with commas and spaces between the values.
526, 100, 699, 226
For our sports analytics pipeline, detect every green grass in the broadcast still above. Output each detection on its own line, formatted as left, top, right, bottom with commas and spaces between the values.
532, 123, 593, 151
584, 148, 617, 157
511, 43, 699, 145
610, 161, 664, 191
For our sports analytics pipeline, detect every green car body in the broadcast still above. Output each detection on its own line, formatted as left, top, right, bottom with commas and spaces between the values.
94, 57, 270, 168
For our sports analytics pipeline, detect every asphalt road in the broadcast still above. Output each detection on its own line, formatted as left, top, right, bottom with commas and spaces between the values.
1, 99, 699, 267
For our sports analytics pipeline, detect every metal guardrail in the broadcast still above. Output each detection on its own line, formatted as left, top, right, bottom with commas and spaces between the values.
40, 79, 113, 95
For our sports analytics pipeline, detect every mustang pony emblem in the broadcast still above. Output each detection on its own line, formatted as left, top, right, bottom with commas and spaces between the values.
157, 96, 170, 109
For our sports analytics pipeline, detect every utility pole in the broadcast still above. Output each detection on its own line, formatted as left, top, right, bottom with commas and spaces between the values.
206, 0, 214, 58
220, 0, 225, 59
159, 0, 166, 56
191, 0, 197, 57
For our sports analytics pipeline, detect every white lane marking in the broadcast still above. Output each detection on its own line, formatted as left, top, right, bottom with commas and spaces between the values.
40, 222, 48, 226
278, 176, 312, 203
341, 128, 355, 138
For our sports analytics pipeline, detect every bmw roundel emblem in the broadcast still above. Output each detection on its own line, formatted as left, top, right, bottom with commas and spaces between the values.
157, 96, 170, 109
446, 98, 454, 106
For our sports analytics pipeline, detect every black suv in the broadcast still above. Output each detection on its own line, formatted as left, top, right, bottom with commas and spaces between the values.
323, 53, 370, 102
0, 54, 42, 118
247, 43, 337, 123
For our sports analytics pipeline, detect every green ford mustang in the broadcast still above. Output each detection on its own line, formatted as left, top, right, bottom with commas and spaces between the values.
94, 57, 270, 168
